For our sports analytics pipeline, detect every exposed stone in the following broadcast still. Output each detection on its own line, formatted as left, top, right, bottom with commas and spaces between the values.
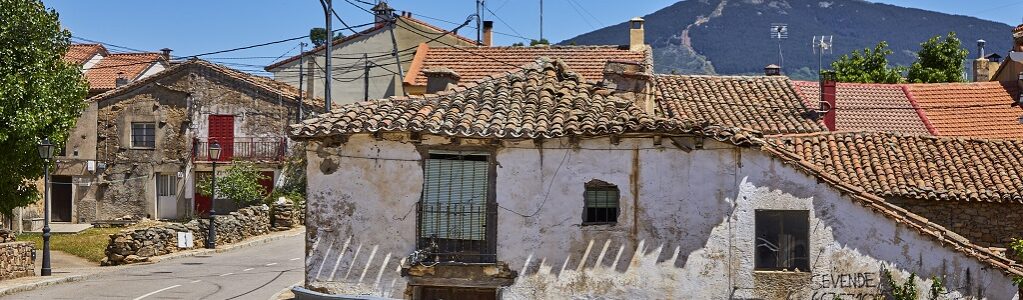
0, 241, 35, 280
271, 200, 303, 231
0, 229, 16, 243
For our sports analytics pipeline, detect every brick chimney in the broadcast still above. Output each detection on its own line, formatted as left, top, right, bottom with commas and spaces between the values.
629, 17, 645, 51
160, 48, 172, 61
821, 71, 837, 131
423, 67, 460, 94
602, 60, 654, 113
115, 72, 129, 87
482, 21, 494, 47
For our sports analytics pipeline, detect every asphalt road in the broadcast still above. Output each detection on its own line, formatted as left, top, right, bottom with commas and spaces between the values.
6, 234, 304, 300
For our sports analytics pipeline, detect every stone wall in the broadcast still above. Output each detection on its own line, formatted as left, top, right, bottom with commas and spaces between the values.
888, 198, 1023, 249
0, 241, 35, 280
102, 205, 270, 266
271, 201, 303, 231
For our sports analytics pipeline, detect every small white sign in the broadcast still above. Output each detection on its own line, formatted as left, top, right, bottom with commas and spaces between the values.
177, 232, 195, 248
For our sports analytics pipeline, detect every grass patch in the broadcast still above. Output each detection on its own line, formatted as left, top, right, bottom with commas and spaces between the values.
17, 227, 122, 263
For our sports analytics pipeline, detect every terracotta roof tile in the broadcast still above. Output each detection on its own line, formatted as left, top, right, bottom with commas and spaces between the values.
792, 81, 932, 135
654, 75, 825, 134
292, 58, 754, 143
766, 131, 1023, 203
405, 45, 648, 86
83, 53, 164, 92
904, 81, 1022, 138
64, 44, 107, 66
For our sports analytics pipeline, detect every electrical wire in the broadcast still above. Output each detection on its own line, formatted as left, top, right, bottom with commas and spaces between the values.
483, 4, 524, 38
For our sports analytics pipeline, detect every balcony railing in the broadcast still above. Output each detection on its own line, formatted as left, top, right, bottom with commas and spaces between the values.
192, 137, 287, 162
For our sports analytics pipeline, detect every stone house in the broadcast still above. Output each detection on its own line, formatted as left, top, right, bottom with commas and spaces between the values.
64, 43, 171, 97
264, 2, 476, 106
29, 59, 319, 226
290, 58, 1023, 299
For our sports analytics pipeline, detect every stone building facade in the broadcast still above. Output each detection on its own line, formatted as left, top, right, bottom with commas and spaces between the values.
290, 59, 1023, 299
31, 59, 318, 225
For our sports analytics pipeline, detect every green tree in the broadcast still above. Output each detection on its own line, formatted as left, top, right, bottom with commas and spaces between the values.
831, 41, 905, 83
197, 161, 270, 207
907, 32, 968, 83
0, 0, 88, 217
309, 28, 345, 47
529, 38, 550, 46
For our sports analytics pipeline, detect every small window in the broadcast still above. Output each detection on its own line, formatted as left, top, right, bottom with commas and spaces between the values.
583, 180, 619, 224
131, 122, 156, 148
157, 174, 177, 197
755, 210, 810, 271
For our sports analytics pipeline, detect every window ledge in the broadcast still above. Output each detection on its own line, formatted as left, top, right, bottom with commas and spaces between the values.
753, 269, 811, 274
130, 147, 156, 150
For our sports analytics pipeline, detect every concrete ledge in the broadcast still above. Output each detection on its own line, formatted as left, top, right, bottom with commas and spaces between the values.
292, 286, 397, 300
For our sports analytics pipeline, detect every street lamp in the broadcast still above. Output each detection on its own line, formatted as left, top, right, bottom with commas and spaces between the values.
206, 141, 221, 249
37, 137, 55, 276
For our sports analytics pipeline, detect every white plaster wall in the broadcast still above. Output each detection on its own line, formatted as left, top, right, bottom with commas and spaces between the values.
304, 134, 1020, 299
81, 53, 104, 71
136, 62, 166, 81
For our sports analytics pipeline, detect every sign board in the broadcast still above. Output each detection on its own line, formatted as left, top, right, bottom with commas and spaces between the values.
177, 232, 195, 248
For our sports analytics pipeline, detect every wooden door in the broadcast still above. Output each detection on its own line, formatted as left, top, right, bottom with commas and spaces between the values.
208, 115, 235, 161
194, 172, 212, 216
50, 175, 73, 222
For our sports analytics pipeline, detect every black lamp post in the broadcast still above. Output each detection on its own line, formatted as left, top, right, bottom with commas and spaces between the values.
206, 141, 221, 249
37, 137, 55, 276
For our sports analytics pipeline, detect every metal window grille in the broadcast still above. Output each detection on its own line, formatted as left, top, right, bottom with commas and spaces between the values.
583, 181, 619, 224
755, 210, 810, 271
157, 174, 177, 197
131, 123, 156, 148
417, 151, 496, 263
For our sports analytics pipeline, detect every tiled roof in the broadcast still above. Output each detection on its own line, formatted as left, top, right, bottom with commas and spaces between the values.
83, 53, 164, 92
791, 81, 932, 135
404, 44, 648, 86
91, 59, 324, 111
765, 131, 1023, 203
654, 75, 826, 135
64, 44, 107, 65
265, 16, 475, 71
904, 81, 1022, 138
757, 131, 1023, 277
291, 58, 755, 144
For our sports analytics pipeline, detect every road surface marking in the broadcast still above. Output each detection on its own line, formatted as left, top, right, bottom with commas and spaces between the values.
132, 284, 181, 300
290, 257, 301, 261
243, 268, 254, 272
265, 263, 278, 266
190, 280, 202, 283
219, 272, 234, 276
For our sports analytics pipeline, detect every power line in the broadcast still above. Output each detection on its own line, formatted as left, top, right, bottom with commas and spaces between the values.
566, 0, 603, 27
483, 4, 525, 38
563, 0, 597, 30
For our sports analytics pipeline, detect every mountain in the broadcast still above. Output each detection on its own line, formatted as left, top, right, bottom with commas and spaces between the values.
561, 0, 1015, 79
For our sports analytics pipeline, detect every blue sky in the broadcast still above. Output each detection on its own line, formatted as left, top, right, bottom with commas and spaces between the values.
45, 0, 1023, 75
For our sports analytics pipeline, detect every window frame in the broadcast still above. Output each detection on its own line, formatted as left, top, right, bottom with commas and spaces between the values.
582, 180, 620, 226
130, 122, 157, 149
754, 210, 810, 272
415, 146, 498, 264
156, 174, 177, 197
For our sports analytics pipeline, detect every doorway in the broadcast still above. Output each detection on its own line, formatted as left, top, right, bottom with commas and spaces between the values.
50, 175, 73, 222
208, 115, 235, 161
156, 174, 178, 219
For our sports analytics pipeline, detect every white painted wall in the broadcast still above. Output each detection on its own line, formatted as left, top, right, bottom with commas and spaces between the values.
81, 53, 105, 71
135, 62, 166, 81
304, 134, 1020, 299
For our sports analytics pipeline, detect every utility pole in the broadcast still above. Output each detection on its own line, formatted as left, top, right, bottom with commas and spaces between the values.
476, 0, 485, 45
364, 53, 370, 101
298, 42, 306, 122
539, 0, 544, 42
388, 15, 405, 95
320, 0, 333, 112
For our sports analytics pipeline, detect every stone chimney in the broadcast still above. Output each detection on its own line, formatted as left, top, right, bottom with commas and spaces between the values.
764, 64, 782, 76
482, 21, 494, 47
602, 60, 654, 113
160, 48, 172, 61
115, 72, 129, 87
423, 67, 460, 94
821, 71, 837, 131
629, 17, 645, 51
372, 1, 395, 26
973, 40, 992, 82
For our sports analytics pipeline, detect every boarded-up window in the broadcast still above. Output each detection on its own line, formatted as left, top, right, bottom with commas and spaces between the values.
131, 122, 156, 148
583, 180, 619, 224
418, 150, 494, 262
755, 210, 809, 271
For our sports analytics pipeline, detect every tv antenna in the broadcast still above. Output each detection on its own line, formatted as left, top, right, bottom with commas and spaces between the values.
812, 35, 834, 80
770, 23, 788, 69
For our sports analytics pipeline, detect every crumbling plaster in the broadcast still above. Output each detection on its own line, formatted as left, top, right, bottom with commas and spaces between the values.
308, 132, 1021, 298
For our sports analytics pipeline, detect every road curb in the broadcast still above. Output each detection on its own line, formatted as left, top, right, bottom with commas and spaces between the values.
0, 226, 305, 297
269, 280, 303, 300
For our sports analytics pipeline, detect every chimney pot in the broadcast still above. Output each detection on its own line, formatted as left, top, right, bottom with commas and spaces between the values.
160, 48, 172, 61
764, 64, 782, 76
482, 21, 494, 47
629, 17, 645, 51
115, 72, 129, 87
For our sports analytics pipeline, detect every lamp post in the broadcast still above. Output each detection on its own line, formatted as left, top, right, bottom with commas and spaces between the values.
206, 141, 221, 249
37, 137, 55, 276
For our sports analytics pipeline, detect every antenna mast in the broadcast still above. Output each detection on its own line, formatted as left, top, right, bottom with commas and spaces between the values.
812, 35, 833, 80
476, 0, 484, 45
770, 23, 788, 70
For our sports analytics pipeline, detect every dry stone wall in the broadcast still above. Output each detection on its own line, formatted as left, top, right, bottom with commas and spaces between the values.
272, 201, 303, 231
0, 236, 35, 280
102, 205, 272, 266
